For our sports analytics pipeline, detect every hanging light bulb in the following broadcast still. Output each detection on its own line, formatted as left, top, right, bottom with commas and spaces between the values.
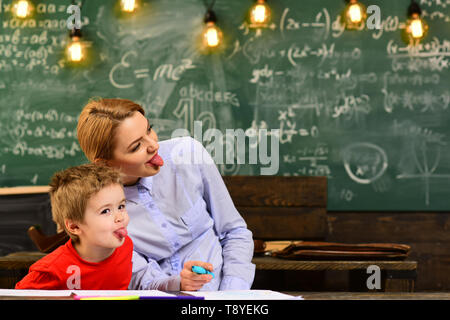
67, 29, 85, 63
202, 10, 223, 49
12, 0, 33, 18
120, 0, 137, 13
342, 0, 367, 30
249, 0, 271, 28
405, 1, 428, 45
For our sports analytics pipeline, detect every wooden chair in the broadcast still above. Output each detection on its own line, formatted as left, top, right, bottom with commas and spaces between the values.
222, 176, 417, 292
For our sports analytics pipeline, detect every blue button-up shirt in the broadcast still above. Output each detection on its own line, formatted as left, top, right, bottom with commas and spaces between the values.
126, 136, 255, 291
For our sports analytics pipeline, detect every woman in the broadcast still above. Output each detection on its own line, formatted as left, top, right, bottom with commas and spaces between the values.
76, 98, 255, 291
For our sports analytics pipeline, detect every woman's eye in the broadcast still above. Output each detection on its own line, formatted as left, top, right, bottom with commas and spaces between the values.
101, 208, 111, 215
147, 124, 153, 133
131, 143, 140, 152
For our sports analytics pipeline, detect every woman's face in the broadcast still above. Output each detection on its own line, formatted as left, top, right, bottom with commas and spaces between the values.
107, 112, 163, 185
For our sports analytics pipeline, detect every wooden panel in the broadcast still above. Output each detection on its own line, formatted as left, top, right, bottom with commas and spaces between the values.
0, 186, 49, 195
0, 193, 55, 257
223, 176, 327, 207
252, 257, 417, 271
326, 212, 450, 242
326, 211, 450, 291
237, 207, 327, 240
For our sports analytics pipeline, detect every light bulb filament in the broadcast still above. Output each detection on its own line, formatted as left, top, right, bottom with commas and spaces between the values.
15, 0, 30, 18
348, 4, 362, 23
121, 0, 136, 12
68, 40, 83, 62
205, 27, 219, 47
252, 4, 267, 23
410, 19, 424, 38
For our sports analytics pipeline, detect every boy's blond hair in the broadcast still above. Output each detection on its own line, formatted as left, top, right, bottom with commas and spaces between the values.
77, 98, 145, 163
49, 163, 122, 243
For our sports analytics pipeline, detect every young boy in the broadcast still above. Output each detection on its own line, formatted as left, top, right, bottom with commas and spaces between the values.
15, 163, 132, 290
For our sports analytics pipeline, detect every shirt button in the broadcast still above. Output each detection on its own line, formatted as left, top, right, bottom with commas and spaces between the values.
162, 223, 167, 228
174, 242, 179, 247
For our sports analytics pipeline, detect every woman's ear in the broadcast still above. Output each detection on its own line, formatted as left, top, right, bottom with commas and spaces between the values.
65, 219, 81, 237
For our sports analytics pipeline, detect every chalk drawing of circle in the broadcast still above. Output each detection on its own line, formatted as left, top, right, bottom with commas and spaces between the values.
342, 142, 388, 184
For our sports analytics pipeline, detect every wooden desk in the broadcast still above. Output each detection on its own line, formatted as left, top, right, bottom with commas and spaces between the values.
292, 292, 450, 300
253, 256, 417, 292
0, 252, 46, 288
0, 292, 448, 300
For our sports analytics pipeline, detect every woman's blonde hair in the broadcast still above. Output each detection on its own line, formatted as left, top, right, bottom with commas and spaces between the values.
49, 163, 122, 243
77, 98, 145, 162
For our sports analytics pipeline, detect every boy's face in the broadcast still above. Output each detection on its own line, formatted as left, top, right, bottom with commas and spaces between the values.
77, 183, 129, 250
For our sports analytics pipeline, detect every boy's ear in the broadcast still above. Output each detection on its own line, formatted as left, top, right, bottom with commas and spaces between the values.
94, 158, 107, 165
65, 219, 81, 236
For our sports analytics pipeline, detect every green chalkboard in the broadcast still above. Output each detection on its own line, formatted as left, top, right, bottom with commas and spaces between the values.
0, 0, 449, 211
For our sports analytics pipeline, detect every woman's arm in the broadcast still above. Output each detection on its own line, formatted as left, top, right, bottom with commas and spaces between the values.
129, 251, 180, 291
129, 251, 213, 291
194, 138, 256, 290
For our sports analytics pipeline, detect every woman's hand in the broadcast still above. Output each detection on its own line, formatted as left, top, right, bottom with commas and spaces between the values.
180, 260, 214, 291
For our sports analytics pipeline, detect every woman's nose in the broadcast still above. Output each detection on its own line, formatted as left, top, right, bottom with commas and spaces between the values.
146, 138, 159, 153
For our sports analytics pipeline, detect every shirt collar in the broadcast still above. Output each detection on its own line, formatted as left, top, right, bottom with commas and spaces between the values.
138, 176, 153, 191
123, 176, 153, 200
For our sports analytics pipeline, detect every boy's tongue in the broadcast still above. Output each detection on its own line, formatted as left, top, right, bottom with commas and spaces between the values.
148, 154, 164, 167
114, 228, 127, 239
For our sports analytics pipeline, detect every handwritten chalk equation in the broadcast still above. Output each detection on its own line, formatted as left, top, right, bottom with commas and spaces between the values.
397, 139, 450, 206
382, 88, 450, 113
342, 143, 388, 185
109, 51, 195, 89
2, 141, 80, 159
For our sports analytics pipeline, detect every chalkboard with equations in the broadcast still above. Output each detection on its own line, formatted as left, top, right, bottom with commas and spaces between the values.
0, 0, 449, 211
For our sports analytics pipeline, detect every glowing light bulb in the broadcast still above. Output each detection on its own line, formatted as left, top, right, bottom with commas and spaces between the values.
203, 22, 222, 48
342, 0, 366, 30
121, 0, 136, 13
404, 7, 428, 45
14, 0, 31, 18
68, 39, 83, 62
202, 10, 223, 50
348, 4, 362, 23
410, 19, 424, 38
249, 0, 271, 28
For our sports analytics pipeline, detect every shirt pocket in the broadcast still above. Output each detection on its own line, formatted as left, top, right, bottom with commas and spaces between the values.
180, 198, 212, 240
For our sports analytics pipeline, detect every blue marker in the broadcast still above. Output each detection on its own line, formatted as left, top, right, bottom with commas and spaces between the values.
192, 266, 215, 278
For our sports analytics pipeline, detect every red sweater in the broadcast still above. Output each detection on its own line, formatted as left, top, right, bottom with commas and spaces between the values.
15, 236, 133, 290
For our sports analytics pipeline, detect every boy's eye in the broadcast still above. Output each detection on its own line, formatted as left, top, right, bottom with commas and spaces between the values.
147, 124, 153, 133
101, 208, 111, 215
119, 204, 126, 210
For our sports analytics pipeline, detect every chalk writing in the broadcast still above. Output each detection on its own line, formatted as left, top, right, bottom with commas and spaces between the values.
342, 143, 388, 185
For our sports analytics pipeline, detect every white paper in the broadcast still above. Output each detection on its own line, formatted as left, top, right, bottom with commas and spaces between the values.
0, 289, 175, 297
0, 289, 73, 297
71, 290, 175, 297
182, 290, 303, 300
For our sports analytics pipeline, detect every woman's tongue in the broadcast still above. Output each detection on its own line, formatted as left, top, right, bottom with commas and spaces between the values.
147, 154, 164, 167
